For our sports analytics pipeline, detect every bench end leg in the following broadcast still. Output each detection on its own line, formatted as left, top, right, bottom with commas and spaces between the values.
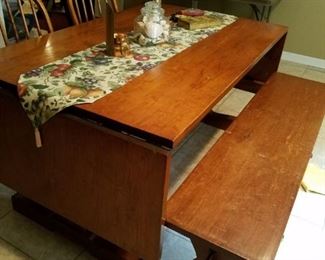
191, 237, 215, 260
191, 236, 245, 260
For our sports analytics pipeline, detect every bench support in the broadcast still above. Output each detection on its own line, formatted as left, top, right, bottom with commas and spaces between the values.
202, 112, 236, 130
11, 193, 139, 260
166, 73, 325, 260
191, 237, 214, 260
191, 236, 244, 260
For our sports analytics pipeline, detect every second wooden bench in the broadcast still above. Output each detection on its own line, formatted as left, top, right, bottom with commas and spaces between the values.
165, 72, 325, 260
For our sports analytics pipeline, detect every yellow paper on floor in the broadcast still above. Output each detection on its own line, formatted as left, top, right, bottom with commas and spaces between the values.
301, 163, 325, 195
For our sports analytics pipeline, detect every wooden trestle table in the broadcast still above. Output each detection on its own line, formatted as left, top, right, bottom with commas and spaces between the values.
0, 5, 287, 260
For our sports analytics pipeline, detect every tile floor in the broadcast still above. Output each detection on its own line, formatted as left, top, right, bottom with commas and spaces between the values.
0, 60, 325, 260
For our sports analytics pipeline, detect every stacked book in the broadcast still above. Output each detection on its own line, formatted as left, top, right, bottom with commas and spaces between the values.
176, 13, 222, 30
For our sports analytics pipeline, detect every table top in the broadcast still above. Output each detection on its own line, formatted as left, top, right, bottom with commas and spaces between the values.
0, 5, 287, 149
0, 5, 181, 84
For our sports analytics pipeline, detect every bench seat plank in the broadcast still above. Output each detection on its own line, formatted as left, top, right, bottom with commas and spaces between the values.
166, 73, 325, 260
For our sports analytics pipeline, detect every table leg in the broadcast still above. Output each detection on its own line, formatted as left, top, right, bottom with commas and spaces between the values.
0, 89, 170, 260
12, 193, 138, 260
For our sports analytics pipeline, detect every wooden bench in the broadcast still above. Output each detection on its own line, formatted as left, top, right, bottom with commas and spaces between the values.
165, 72, 325, 260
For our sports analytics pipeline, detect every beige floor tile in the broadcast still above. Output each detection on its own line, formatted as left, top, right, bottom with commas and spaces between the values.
169, 124, 223, 198
310, 117, 325, 169
161, 227, 196, 260
0, 184, 15, 219
0, 238, 31, 260
276, 215, 325, 260
301, 68, 325, 83
213, 88, 234, 108
212, 88, 234, 113
278, 60, 307, 77
317, 119, 325, 140
0, 211, 83, 260
213, 88, 254, 116
290, 190, 325, 227
310, 133, 325, 169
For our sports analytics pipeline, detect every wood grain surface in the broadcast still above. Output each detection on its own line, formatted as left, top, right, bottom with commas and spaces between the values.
0, 5, 181, 85
0, 6, 287, 149
0, 86, 170, 260
166, 73, 325, 260
0, 5, 290, 259
77, 20, 287, 149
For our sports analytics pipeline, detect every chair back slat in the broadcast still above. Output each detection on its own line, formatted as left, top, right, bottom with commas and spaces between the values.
96, 0, 102, 16
3, 0, 20, 41
17, 0, 31, 39
88, 0, 95, 20
0, 19, 9, 46
36, 0, 54, 32
68, 0, 118, 25
111, 0, 118, 12
0, 0, 53, 47
73, 0, 82, 23
29, 0, 42, 35
81, 0, 89, 21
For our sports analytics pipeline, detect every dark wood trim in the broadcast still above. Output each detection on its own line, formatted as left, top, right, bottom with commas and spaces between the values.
234, 78, 263, 94
246, 34, 287, 82
202, 112, 236, 130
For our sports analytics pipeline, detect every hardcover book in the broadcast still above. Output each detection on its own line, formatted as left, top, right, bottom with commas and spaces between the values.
177, 15, 222, 30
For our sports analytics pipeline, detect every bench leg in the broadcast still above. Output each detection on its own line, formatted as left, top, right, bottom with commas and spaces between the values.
191, 237, 215, 260
191, 237, 244, 260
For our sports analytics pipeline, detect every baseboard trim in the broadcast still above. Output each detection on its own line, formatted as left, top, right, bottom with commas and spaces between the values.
281, 51, 325, 69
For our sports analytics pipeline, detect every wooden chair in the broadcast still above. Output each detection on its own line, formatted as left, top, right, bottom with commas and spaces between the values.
230, 0, 281, 21
67, 0, 119, 25
123, 0, 146, 9
0, 0, 53, 46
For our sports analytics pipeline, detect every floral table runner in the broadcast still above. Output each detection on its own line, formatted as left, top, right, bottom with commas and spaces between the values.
18, 11, 236, 146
